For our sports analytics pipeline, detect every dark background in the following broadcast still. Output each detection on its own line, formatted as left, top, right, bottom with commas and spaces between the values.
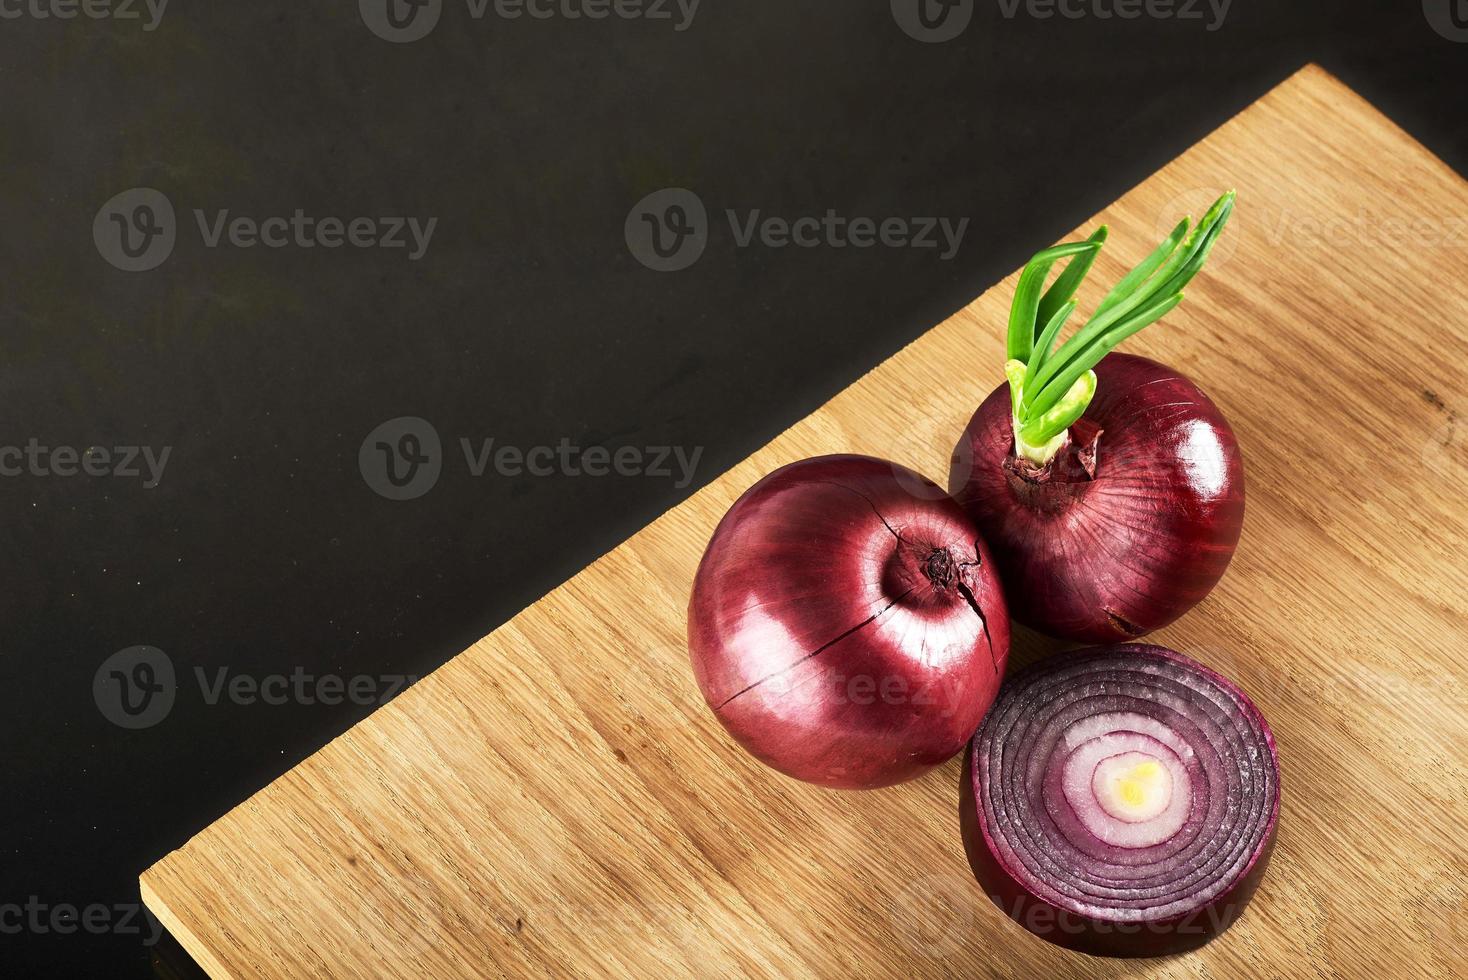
1, 1, 1463, 974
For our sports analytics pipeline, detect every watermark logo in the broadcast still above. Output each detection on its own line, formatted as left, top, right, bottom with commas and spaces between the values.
361, 0, 700, 41
0, 440, 172, 487
94, 188, 176, 273
0, 0, 168, 30
626, 187, 970, 271
1265, 207, 1467, 249
891, 0, 974, 43
1424, 0, 1468, 42
997, 0, 1231, 32
888, 873, 975, 958
1423, 412, 1466, 483
95, 187, 438, 271
614, 651, 700, 739
885, 403, 972, 505
1192, 639, 1467, 724
460, 437, 703, 486
1154, 186, 1241, 273
360, 416, 444, 501
826, 670, 969, 718
1414, 873, 1466, 975
361, 416, 704, 498
625, 187, 708, 272
1236, 874, 1331, 969
94, 647, 418, 729
0, 897, 164, 946
373, 868, 459, 958
360, 0, 443, 42
1155, 189, 1468, 280
512, 898, 701, 954
93, 646, 177, 730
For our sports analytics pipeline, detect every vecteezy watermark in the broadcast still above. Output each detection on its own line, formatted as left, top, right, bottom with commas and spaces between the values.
0, 440, 171, 488
891, 0, 975, 43
511, 898, 702, 951
1152, 186, 1242, 273
888, 874, 976, 958
359, 0, 443, 42
359, 416, 443, 502
93, 188, 176, 272
94, 188, 437, 272
93, 646, 417, 729
94, 646, 176, 729
359, 0, 700, 43
825, 671, 969, 719
1262, 207, 1468, 249
459, 437, 703, 488
613, 644, 707, 738
359, 416, 705, 500
992, 896, 1251, 941
624, 188, 708, 272
625, 188, 970, 272
0, 0, 167, 30
1424, 0, 1468, 42
889, 872, 1261, 960
1155, 187, 1468, 280
1192, 641, 1468, 724
0, 897, 164, 946
1423, 411, 1466, 484
996, 0, 1231, 31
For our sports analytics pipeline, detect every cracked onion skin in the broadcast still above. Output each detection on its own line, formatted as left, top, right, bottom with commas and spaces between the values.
949, 354, 1244, 643
688, 455, 1010, 789
960, 644, 1280, 957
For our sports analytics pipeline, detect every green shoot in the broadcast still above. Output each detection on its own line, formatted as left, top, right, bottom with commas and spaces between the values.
1002, 191, 1235, 465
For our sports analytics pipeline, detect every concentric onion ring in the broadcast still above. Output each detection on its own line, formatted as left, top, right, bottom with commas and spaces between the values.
960, 644, 1280, 957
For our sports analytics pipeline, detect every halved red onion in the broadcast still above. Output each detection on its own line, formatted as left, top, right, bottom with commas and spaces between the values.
960, 644, 1279, 957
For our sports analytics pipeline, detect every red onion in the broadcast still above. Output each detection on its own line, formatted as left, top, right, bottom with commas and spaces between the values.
949, 194, 1244, 642
951, 353, 1244, 641
688, 455, 1010, 789
960, 644, 1279, 957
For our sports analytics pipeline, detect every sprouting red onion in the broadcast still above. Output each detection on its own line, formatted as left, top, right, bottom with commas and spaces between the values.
688, 455, 1010, 789
950, 194, 1243, 642
960, 644, 1279, 957
950, 353, 1244, 642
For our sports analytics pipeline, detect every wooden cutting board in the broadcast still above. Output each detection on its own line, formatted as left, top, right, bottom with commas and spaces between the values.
140, 65, 1468, 978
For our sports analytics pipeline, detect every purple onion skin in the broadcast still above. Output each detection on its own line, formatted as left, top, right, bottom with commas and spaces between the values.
960, 645, 1280, 958
949, 354, 1245, 643
689, 455, 1010, 790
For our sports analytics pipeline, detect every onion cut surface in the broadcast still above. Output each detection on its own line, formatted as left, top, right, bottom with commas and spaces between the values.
960, 644, 1279, 957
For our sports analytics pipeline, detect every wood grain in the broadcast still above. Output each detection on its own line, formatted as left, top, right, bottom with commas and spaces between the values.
140, 65, 1468, 979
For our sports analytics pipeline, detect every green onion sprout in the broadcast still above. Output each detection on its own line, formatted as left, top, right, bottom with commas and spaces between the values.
1004, 191, 1236, 465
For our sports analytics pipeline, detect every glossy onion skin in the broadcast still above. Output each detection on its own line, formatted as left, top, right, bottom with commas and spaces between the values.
949, 353, 1245, 643
960, 645, 1280, 958
688, 455, 1010, 789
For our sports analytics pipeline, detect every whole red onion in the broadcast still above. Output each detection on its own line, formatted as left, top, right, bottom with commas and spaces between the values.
950, 353, 1244, 642
960, 644, 1280, 957
949, 192, 1243, 642
688, 455, 1010, 789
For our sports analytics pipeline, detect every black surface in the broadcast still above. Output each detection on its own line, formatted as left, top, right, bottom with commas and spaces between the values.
1, 1, 1463, 974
